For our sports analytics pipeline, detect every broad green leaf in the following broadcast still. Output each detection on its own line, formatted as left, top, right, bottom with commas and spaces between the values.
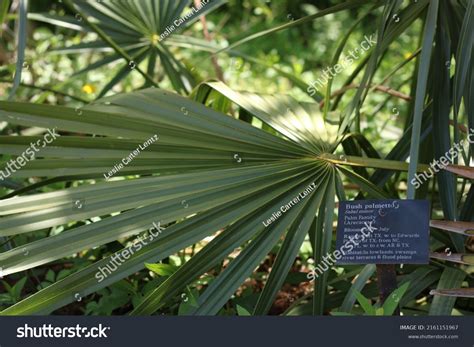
382, 282, 410, 315
354, 291, 375, 315
406, 0, 439, 198
429, 267, 466, 315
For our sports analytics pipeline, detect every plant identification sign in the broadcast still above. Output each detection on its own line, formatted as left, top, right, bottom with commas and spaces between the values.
335, 200, 430, 264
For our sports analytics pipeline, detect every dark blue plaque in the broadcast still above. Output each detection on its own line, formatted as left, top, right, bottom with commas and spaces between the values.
335, 200, 430, 264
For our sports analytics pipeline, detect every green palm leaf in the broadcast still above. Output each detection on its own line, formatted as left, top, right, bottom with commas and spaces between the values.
29, 0, 227, 95
0, 85, 341, 315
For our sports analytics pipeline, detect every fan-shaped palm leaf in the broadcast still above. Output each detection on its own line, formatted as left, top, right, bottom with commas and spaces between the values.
0, 84, 346, 315
29, 0, 227, 96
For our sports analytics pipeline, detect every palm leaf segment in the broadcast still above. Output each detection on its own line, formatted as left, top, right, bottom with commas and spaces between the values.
0, 83, 341, 315
29, 0, 227, 96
